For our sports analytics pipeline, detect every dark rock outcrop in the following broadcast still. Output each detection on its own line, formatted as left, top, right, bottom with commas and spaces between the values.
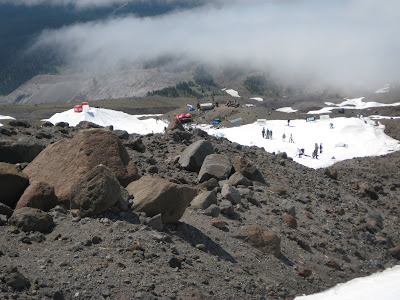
198, 154, 232, 183
8, 207, 54, 233
0, 162, 29, 208
0, 137, 44, 163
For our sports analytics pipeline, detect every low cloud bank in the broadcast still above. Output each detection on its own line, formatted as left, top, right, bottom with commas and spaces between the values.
30, 0, 400, 90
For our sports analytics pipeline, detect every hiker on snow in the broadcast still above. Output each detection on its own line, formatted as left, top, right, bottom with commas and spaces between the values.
282, 133, 286, 141
288, 119, 291, 126
266, 129, 270, 139
262, 127, 265, 138
269, 130, 273, 140
320, 143, 323, 153
289, 134, 294, 143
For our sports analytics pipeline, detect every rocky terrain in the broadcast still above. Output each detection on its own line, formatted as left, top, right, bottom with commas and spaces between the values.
1, 69, 189, 105
0, 113, 399, 300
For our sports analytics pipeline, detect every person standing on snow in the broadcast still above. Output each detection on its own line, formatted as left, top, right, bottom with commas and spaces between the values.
270, 130, 273, 140
262, 127, 265, 138
266, 129, 270, 139
314, 143, 319, 153
320, 143, 323, 153
288, 119, 291, 126
289, 134, 294, 143
282, 133, 286, 142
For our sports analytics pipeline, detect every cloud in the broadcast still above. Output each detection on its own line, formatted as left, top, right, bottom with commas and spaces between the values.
0, 0, 213, 9
30, 0, 400, 90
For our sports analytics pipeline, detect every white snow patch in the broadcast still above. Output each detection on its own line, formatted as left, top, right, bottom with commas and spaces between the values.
225, 89, 240, 98
369, 115, 400, 120
0, 115, 15, 127
277, 107, 298, 113
205, 117, 399, 169
296, 265, 400, 300
308, 97, 400, 114
43, 107, 168, 134
250, 97, 263, 102
375, 84, 390, 94
324, 102, 335, 106
0, 115, 15, 120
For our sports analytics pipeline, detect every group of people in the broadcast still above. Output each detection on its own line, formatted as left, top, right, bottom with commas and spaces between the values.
312, 143, 323, 159
261, 127, 273, 139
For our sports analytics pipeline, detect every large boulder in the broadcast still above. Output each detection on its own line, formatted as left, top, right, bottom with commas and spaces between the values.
23, 129, 139, 203
0, 138, 44, 164
0, 163, 29, 208
0, 203, 13, 218
15, 181, 58, 211
234, 225, 281, 257
8, 207, 54, 233
227, 172, 253, 187
190, 191, 217, 210
198, 154, 232, 183
221, 184, 242, 205
70, 165, 129, 217
126, 175, 197, 224
232, 156, 266, 184
165, 117, 184, 132
179, 140, 214, 172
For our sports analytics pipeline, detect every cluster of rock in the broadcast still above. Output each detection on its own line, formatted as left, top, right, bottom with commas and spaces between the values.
0, 117, 399, 299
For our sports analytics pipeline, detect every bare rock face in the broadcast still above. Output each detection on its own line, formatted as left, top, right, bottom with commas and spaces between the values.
8, 207, 54, 233
190, 191, 217, 210
234, 225, 281, 257
15, 181, 58, 211
165, 117, 184, 132
232, 156, 266, 184
127, 175, 198, 224
227, 172, 253, 187
69, 165, 129, 217
179, 140, 214, 172
23, 129, 138, 203
0, 162, 29, 208
389, 242, 400, 259
198, 154, 232, 183
0, 137, 44, 164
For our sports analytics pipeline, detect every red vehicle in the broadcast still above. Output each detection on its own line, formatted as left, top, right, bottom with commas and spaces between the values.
176, 113, 192, 123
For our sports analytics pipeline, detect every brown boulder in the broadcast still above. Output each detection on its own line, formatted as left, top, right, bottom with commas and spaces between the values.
388, 242, 400, 259
70, 165, 129, 217
23, 129, 138, 203
282, 214, 297, 229
360, 182, 378, 200
232, 156, 266, 184
15, 181, 58, 211
234, 225, 281, 257
165, 117, 184, 132
0, 162, 29, 208
298, 269, 312, 278
127, 175, 197, 224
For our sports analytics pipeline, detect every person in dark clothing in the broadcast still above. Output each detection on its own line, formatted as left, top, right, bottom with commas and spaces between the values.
320, 143, 323, 153
262, 127, 265, 138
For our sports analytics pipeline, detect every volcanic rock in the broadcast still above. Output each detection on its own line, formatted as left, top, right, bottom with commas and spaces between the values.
234, 225, 281, 257
127, 175, 197, 224
198, 154, 232, 183
190, 191, 217, 210
15, 181, 58, 211
0, 162, 29, 208
232, 156, 266, 184
282, 214, 297, 229
8, 207, 54, 233
165, 117, 184, 132
227, 172, 253, 187
69, 165, 129, 217
221, 184, 242, 205
388, 243, 400, 259
0, 137, 44, 164
23, 129, 138, 203
179, 140, 214, 172
0, 202, 13, 217
1, 266, 31, 290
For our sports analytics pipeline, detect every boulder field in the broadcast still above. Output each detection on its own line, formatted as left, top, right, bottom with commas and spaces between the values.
0, 118, 399, 299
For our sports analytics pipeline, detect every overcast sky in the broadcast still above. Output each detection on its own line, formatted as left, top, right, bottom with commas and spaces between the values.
25, 0, 400, 90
